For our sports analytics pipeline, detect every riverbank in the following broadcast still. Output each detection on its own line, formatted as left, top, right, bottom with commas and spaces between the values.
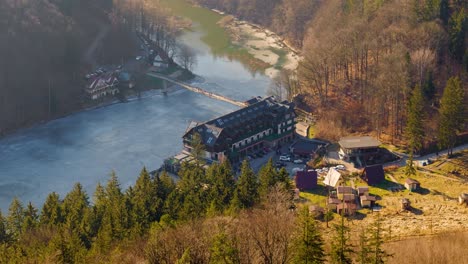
216, 14, 301, 78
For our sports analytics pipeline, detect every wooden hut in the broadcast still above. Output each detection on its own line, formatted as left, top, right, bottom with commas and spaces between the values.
337, 203, 357, 216
459, 193, 468, 205
360, 195, 377, 208
401, 198, 411, 210
356, 186, 369, 196
336, 186, 354, 200
404, 178, 420, 191
327, 198, 341, 211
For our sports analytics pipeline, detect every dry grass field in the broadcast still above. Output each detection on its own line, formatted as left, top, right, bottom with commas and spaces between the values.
299, 150, 468, 262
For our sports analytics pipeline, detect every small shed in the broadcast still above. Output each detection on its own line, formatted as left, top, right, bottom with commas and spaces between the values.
401, 198, 411, 210
337, 203, 357, 216
327, 198, 341, 211
295, 171, 318, 190
360, 195, 377, 208
405, 178, 420, 191
309, 205, 325, 218
336, 186, 353, 200
459, 193, 468, 205
362, 164, 385, 185
342, 193, 356, 203
356, 186, 369, 196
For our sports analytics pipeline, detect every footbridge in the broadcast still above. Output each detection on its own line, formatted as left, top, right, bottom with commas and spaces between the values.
147, 72, 247, 107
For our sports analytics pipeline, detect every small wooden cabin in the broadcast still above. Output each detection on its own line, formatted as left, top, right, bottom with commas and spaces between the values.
356, 186, 369, 196
360, 195, 377, 208
337, 203, 357, 216
459, 193, 468, 205
405, 178, 420, 191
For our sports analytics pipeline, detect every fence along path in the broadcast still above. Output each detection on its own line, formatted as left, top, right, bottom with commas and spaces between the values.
147, 72, 247, 107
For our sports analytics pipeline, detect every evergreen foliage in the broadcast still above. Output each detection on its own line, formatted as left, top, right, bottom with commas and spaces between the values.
330, 215, 354, 264
292, 207, 325, 264
438, 76, 465, 155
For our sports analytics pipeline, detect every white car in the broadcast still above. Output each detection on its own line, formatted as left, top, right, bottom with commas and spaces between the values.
335, 165, 346, 170
293, 159, 304, 164
292, 167, 303, 173
136, 56, 143, 60
279, 155, 290, 161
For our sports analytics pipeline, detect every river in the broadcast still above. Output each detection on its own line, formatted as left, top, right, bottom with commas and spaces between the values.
0, 4, 272, 211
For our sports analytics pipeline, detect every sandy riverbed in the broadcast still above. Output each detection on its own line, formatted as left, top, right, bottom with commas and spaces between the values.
220, 17, 301, 78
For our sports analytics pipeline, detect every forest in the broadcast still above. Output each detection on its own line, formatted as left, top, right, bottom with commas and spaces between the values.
0, 0, 177, 136
0, 159, 402, 263
194, 0, 467, 149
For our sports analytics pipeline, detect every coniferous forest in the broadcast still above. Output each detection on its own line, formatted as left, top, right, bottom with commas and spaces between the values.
0, 159, 399, 263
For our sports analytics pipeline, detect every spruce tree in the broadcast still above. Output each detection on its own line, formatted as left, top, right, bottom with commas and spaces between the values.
405, 85, 425, 155
258, 158, 278, 197
210, 231, 239, 264
62, 183, 89, 235
367, 217, 392, 263
231, 160, 259, 209
0, 211, 9, 243
6, 197, 24, 239
438, 76, 465, 156
132, 167, 159, 233
330, 215, 353, 264
293, 207, 325, 264
207, 160, 236, 213
357, 228, 370, 264
40, 192, 63, 226
22, 202, 38, 232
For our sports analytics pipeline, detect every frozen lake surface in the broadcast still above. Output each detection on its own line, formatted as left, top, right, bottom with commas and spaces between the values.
0, 28, 270, 211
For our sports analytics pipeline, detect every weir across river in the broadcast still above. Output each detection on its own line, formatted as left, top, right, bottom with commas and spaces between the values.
147, 72, 247, 107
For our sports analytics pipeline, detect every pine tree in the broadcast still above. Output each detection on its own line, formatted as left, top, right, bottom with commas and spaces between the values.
22, 202, 38, 232
62, 183, 89, 234
210, 231, 239, 264
258, 158, 279, 197
207, 160, 236, 213
231, 160, 259, 209
448, 9, 467, 61
357, 228, 370, 264
330, 215, 353, 264
40, 192, 63, 226
292, 207, 325, 264
6, 197, 24, 239
438, 76, 465, 156
422, 71, 436, 100
132, 167, 159, 233
406, 85, 425, 155
367, 216, 392, 263
277, 167, 292, 191
0, 211, 9, 243
405, 155, 417, 177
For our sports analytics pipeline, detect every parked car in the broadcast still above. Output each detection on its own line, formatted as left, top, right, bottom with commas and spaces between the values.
275, 161, 286, 168
136, 56, 143, 60
293, 159, 304, 164
279, 155, 291, 161
292, 167, 303, 173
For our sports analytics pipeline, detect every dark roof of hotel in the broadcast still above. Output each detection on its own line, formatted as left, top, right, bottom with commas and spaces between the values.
339, 136, 381, 149
183, 96, 294, 149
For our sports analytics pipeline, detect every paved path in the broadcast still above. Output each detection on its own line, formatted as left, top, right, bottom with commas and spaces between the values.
384, 143, 468, 168
147, 72, 247, 107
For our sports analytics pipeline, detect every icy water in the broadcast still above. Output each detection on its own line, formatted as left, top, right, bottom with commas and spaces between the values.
0, 20, 270, 211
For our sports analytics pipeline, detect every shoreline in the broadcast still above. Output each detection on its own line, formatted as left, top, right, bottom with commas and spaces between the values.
215, 13, 301, 78
0, 83, 186, 141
